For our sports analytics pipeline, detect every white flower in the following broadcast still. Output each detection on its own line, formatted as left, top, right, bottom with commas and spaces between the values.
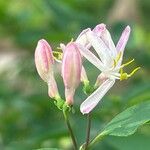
77, 24, 140, 114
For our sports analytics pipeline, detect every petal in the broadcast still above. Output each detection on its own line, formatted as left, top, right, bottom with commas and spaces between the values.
76, 28, 91, 48
80, 79, 115, 114
116, 26, 131, 53
115, 26, 131, 68
77, 44, 105, 71
93, 23, 106, 37
87, 31, 114, 67
102, 29, 117, 58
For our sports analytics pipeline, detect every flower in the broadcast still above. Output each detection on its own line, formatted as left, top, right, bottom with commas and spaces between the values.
77, 24, 140, 114
35, 39, 60, 99
62, 42, 82, 105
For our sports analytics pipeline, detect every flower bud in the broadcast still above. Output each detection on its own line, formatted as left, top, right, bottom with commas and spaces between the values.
62, 42, 82, 105
35, 39, 54, 82
35, 39, 59, 99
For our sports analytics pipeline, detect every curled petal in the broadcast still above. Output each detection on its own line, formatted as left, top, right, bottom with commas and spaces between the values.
116, 26, 131, 53
77, 44, 105, 72
94, 24, 117, 58
80, 79, 115, 114
93, 23, 106, 37
116, 26, 131, 67
76, 28, 91, 48
87, 31, 114, 67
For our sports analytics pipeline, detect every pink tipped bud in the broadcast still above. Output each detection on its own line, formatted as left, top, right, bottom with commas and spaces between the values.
35, 39, 59, 99
62, 42, 82, 105
35, 39, 54, 82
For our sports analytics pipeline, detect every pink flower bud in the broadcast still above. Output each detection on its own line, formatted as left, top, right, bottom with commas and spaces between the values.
35, 39, 54, 82
35, 39, 59, 99
62, 42, 82, 105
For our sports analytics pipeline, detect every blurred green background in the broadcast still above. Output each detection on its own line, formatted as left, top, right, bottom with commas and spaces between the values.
0, 0, 150, 150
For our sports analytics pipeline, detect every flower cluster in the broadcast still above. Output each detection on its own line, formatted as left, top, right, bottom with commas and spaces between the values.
35, 23, 140, 114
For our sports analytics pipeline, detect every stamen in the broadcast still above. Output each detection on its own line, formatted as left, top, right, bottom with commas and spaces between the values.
113, 52, 122, 67
128, 67, 140, 77
70, 38, 74, 42
113, 59, 117, 67
120, 72, 128, 81
53, 51, 63, 61
116, 52, 122, 63
57, 47, 62, 50
120, 67, 140, 81
120, 59, 134, 68
113, 58, 135, 72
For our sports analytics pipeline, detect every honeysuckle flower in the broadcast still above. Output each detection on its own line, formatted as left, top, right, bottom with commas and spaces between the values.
78, 24, 140, 114
35, 39, 60, 99
62, 42, 82, 105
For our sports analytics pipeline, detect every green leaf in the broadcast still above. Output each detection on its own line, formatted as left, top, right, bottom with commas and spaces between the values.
106, 133, 150, 150
101, 101, 150, 136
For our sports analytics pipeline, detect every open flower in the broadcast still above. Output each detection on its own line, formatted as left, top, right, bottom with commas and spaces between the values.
78, 24, 140, 114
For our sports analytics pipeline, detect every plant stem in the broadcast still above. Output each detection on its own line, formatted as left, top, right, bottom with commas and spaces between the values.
84, 113, 91, 150
63, 110, 78, 150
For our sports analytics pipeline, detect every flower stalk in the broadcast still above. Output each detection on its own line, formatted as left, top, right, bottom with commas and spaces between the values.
84, 113, 91, 150
63, 109, 78, 150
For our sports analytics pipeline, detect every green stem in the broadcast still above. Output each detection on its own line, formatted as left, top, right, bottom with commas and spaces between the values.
63, 110, 78, 150
84, 113, 91, 150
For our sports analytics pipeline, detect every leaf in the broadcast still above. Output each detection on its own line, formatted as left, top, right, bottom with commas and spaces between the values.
106, 133, 150, 150
101, 101, 150, 136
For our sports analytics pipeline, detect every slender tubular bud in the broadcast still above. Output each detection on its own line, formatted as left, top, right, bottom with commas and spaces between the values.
81, 66, 88, 83
35, 39, 59, 99
62, 42, 82, 105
